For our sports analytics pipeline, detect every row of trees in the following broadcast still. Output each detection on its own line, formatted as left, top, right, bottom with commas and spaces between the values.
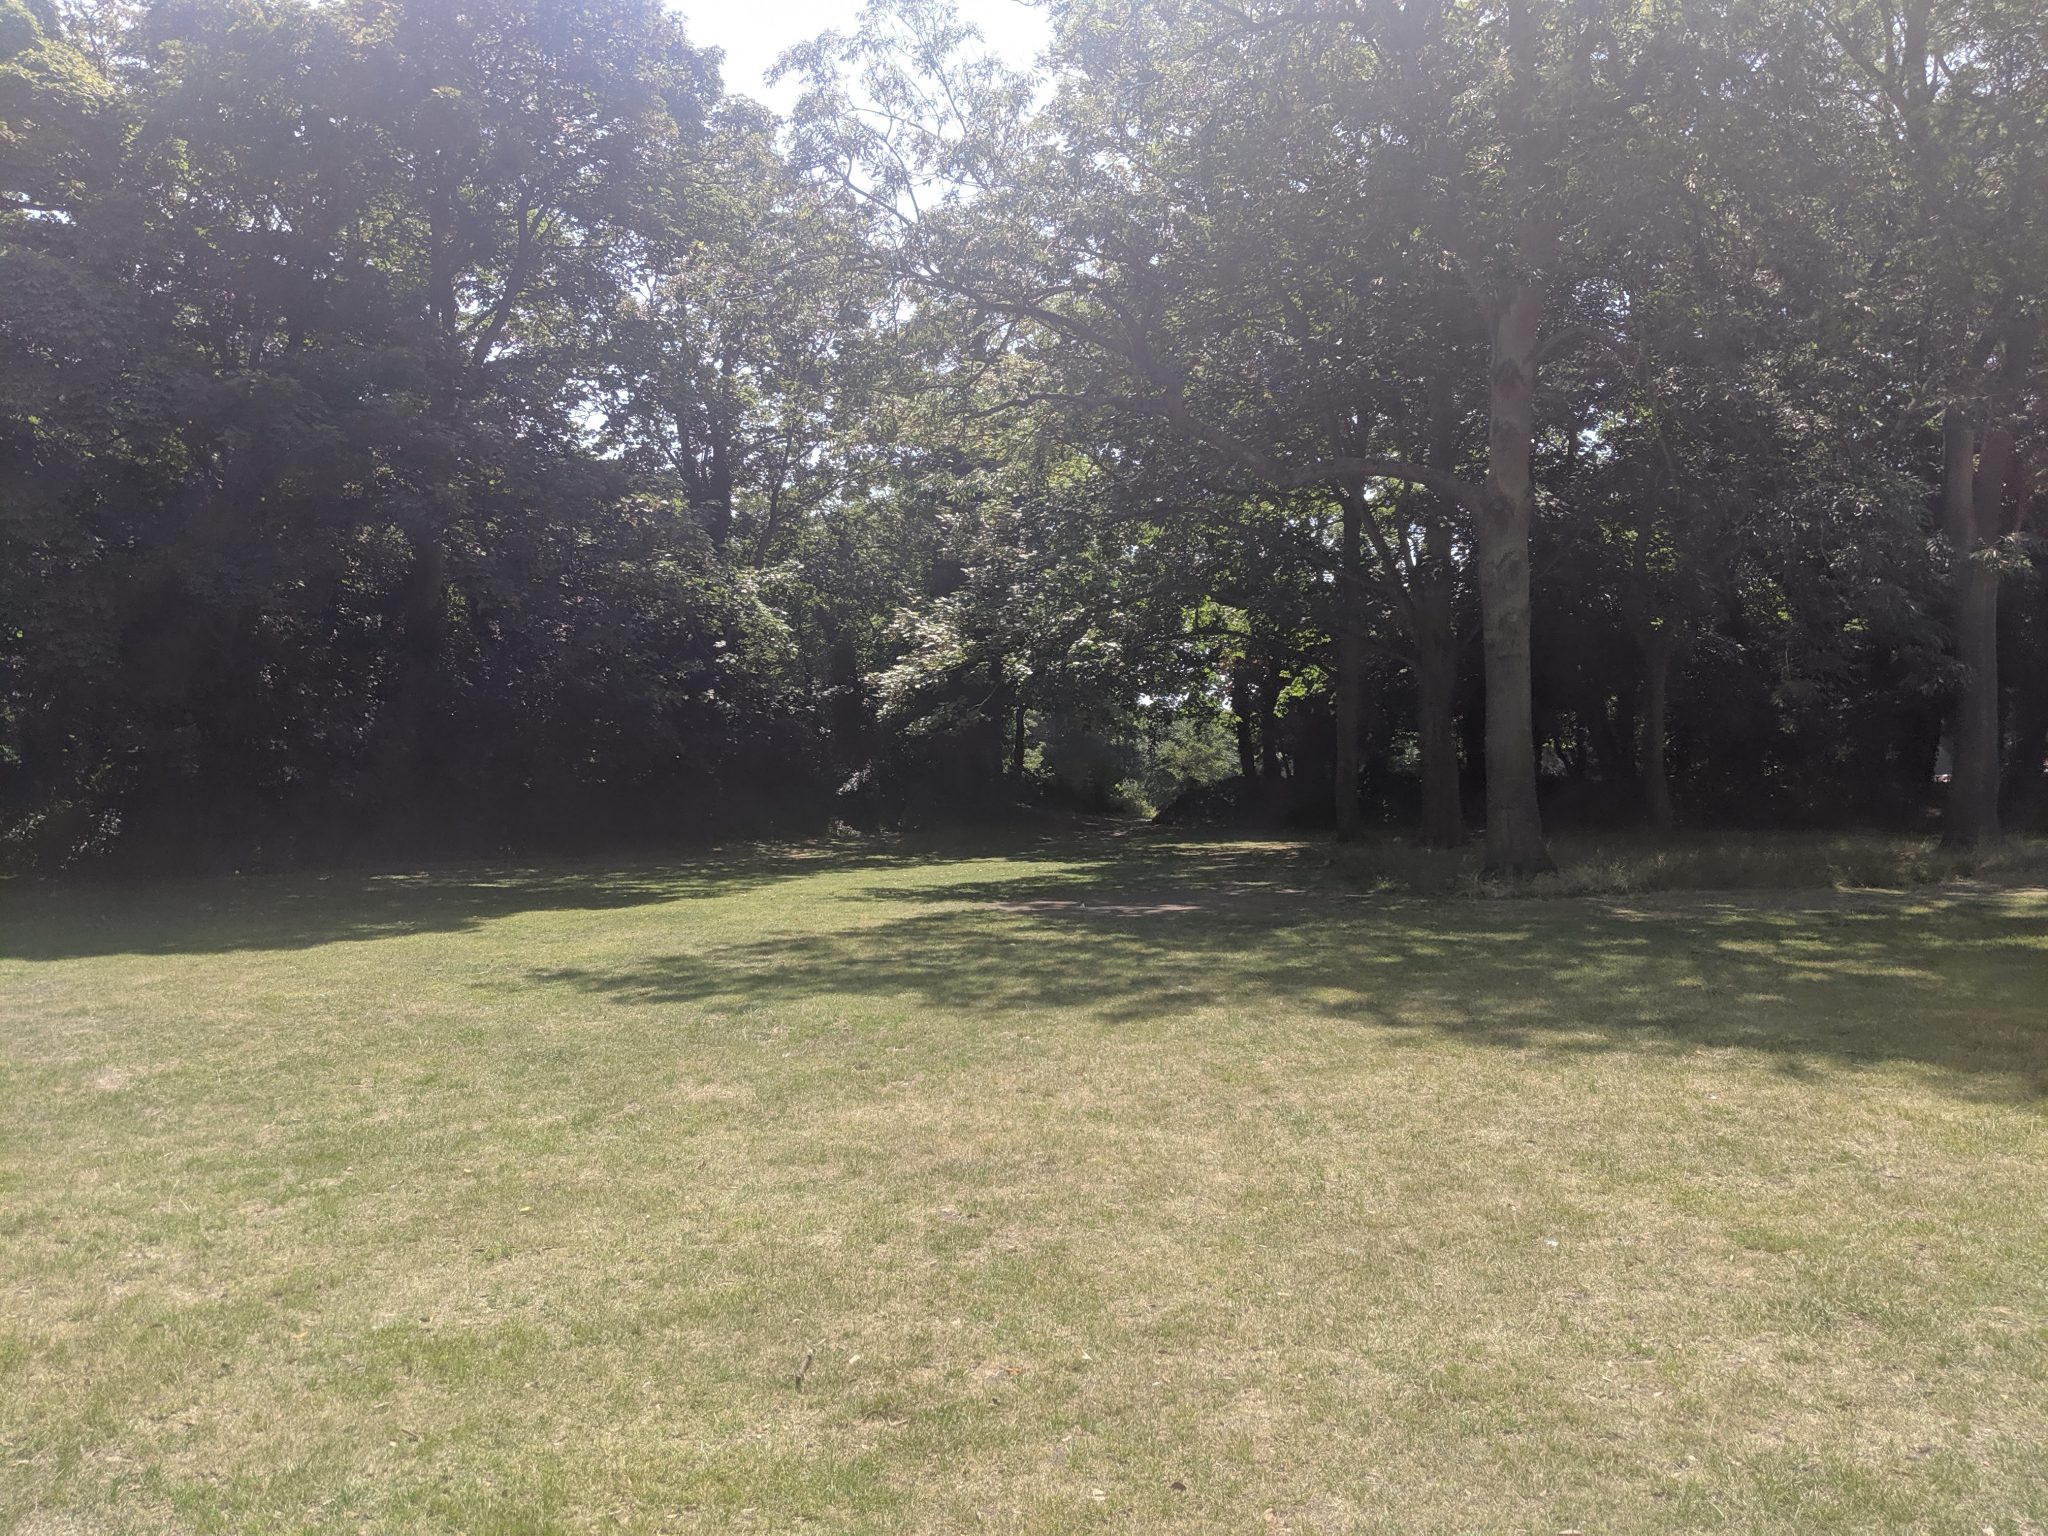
3, 0, 2044, 872
3, 0, 900, 865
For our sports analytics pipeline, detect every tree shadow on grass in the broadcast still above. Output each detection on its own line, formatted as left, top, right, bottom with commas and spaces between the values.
529, 878, 2048, 1104
0, 827, 1368, 961
0, 844, 949, 960
9, 830, 2046, 1104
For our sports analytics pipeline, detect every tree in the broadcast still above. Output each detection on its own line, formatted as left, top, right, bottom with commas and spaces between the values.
794, 0, 1760, 869
1811, 0, 2048, 844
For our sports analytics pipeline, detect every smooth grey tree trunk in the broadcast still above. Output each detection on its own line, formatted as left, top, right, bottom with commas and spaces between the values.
1943, 410, 2004, 847
1415, 385, 1466, 850
1414, 601, 1463, 848
1334, 493, 1366, 840
1477, 283, 1554, 873
1230, 667, 1258, 782
378, 526, 450, 823
2005, 684, 2048, 829
1640, 633, 1676, 834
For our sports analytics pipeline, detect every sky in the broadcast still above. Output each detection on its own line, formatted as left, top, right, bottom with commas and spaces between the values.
679, 0, 1050, 114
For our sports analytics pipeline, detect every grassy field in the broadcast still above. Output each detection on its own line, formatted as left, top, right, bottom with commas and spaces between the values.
4, 832, 2047, 1534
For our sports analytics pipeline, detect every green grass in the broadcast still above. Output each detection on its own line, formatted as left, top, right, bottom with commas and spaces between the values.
4, 831, 2047, 1534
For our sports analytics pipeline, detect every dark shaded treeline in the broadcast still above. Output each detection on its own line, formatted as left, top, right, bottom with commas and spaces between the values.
2, 0, 2044, 874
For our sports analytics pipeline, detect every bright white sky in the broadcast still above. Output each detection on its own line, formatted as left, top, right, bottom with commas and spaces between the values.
678, 0, 1050, 113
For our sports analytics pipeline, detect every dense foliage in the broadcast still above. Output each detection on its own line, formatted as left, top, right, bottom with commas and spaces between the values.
3, 0, 2043, 872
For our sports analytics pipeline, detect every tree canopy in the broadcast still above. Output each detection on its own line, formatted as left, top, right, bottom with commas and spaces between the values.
3, 0, 2044, 873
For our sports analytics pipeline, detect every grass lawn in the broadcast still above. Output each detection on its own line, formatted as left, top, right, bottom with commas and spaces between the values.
4, 832, 2047, 1534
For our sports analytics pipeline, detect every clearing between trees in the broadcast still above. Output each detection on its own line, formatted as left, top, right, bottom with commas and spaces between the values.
4, 833, 2046, 1534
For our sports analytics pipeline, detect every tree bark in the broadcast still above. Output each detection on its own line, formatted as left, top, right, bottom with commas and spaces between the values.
2003, 477, 2046, 828
1612, 684, 1638, 783
1259, 660, 1283, 781
1415, 382, 1465, 849
1230, 665, 1257, 781
1640, 632, 1676, 834
1942, 410, 2002, 847
366, 523, 452, 846
1949, 558, 2000, 845
1415, 638, 1461, 848
1477, 283, 1554, 873
1333, 492, 1366, 839
2003, 680, 2047, 830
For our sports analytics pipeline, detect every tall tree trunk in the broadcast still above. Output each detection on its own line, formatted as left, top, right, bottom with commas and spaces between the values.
1415, 641, 1461, 848
1333, 493, 1366, 839
1477, 283, 1553, 873
2004, 681, 2047, 830
2003, 478, 2046, 829
1640, 631, 1676, 834
701, 430, 735, 548
1949, 561, 2001, 845
984, 660, 1011, 782
379, 526, 449, 819
1414, 391, 1465, 850
1585, 696, 1631, 786
1230, 665, 1257, 781
1943, 410, 2002, 847
1259, 660, 1283, 781
1612, 684, 1638, 783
